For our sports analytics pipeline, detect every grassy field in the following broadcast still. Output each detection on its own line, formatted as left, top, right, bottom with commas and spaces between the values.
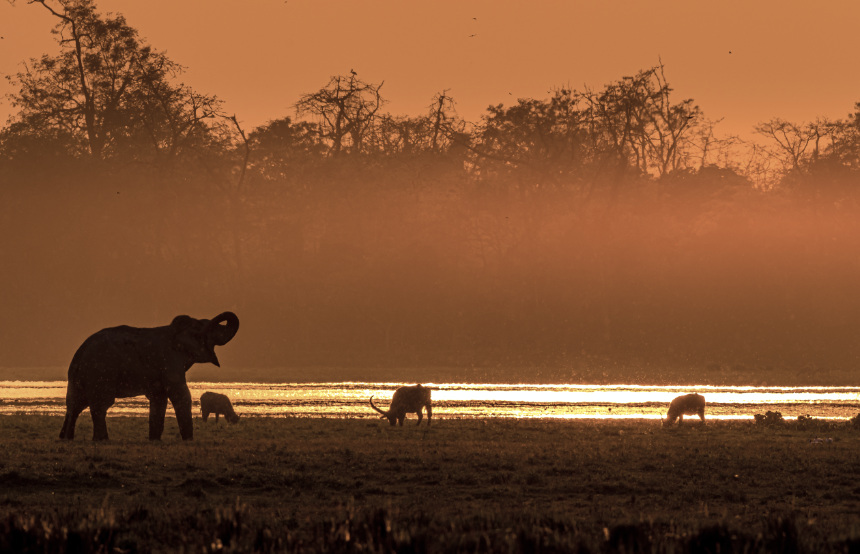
1, 415, 860, 552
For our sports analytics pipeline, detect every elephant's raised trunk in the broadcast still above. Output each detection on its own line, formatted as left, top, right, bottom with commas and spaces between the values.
369, 396, 388, 418
208, 312, 239, 346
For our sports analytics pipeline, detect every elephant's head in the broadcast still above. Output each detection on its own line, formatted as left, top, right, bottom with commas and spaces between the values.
171, 312, 240, 367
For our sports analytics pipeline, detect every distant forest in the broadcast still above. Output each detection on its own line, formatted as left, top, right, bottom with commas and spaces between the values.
2, 0, 860, 382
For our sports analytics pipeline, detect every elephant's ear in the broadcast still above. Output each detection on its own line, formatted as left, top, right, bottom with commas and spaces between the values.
171, 315, 220, 367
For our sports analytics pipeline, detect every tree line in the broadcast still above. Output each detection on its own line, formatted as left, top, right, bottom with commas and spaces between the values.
2, 0, 860, 379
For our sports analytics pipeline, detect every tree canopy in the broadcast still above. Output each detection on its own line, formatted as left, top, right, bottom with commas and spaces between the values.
5, 0, 222, 166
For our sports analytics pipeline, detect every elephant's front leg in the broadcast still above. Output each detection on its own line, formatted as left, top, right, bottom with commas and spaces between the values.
168, 385, 194, 441
147, 394, 168, 440
90, 398, 115, 441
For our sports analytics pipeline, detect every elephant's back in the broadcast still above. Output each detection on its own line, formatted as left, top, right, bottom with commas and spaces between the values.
68, 326, 164, 378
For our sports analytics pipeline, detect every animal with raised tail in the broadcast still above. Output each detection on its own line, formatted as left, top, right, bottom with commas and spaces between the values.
663, 393, 706, 425
370, 384, 432, 426
200, 392, 240, 424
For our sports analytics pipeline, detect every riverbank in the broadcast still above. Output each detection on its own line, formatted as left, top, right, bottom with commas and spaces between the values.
1, 416, 859, 552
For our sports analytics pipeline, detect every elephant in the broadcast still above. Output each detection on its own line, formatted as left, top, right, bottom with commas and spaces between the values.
58, 312, 239, 441
200, 392, 240, 424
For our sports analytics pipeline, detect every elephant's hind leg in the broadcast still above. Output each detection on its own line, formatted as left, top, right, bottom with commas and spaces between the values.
59, 402, 87, 440
148, 395, 168, 440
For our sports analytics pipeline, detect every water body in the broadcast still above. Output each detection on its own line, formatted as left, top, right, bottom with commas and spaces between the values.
1, 381, 858, 420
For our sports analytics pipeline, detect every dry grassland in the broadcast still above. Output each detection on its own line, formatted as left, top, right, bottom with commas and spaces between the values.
1, 415, 859, 552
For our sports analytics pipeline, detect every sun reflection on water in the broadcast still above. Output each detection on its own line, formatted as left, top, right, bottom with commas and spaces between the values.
0, 380, 857, 420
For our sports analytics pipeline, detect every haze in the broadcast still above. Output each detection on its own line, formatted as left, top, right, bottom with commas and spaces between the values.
2, 0, 860, 385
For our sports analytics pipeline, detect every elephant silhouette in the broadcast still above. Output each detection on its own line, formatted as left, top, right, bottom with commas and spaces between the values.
59, 312, 239, 441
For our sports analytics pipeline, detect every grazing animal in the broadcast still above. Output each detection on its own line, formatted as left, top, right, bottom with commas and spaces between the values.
664, 393, 706, 425
59, 312, 239, 441
200, 392, 240, 424
370, 384, 432, 426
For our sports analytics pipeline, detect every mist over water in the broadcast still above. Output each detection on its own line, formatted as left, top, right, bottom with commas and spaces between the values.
4, 1, 860, 389
3, 380, 857, 420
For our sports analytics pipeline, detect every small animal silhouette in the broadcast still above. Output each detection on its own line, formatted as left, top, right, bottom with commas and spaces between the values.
370, 384, 432, 426
663, 393, 705, 426
200, 392, 240, 424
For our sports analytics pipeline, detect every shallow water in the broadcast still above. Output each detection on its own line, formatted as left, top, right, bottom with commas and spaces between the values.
1, 381, 858, 420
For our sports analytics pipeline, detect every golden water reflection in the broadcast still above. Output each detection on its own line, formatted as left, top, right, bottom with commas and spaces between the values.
1, 381, 858, 420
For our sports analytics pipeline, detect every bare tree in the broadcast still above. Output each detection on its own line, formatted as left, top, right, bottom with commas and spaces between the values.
294, 72, 385, 156
582, 64, 701, 177
643, 64, 702, 175
428, 90, 461, 152
366, 91, 465, 156
752, 117, 830, 173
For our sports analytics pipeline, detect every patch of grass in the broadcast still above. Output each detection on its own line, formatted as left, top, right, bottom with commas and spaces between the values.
754, 410, 786, 426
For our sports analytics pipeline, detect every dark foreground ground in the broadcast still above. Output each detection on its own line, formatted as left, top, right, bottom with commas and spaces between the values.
1, 415, 859, 553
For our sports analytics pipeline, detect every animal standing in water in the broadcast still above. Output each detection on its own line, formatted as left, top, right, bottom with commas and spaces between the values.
370, 384, 432, 426
59, 312, 239, 441
664, 393, 706, 425
200, 392, 240, 424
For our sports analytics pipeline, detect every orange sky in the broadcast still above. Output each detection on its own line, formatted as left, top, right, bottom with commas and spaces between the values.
1, 0, 859, 138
